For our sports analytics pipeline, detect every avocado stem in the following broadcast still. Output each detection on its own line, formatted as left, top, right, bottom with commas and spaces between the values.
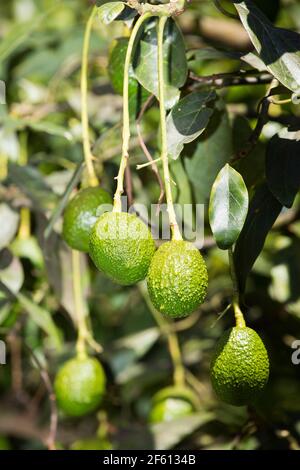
17, 132, 31, 240
113, 12, 152, 212
228, 247, 246, 328
81, 6, 99, 188
72, 250, 88, 358
139, 282, 185, 387
157, 16, 182, 241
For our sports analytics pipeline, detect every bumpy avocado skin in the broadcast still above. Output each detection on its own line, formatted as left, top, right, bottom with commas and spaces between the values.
147, 240, 208, 318
54, 357, 106, 417
149, 386, 197, 424
63, 187, 112, 252
89, 212, 156, 285
210, 327, 269, 406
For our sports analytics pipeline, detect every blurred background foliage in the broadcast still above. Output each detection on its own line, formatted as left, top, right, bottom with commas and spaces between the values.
0, 0, 300, 450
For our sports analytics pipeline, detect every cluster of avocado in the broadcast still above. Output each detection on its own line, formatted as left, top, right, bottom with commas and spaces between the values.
55, 187, 269, 418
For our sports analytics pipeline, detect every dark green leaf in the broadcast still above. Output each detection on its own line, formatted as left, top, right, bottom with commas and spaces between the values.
233, 0, 300, 93
133, 18, 188, 109
234, 182, 282, 292
108, 37, 150, 119
185, 100, 233, 204
232, 116, 265, 189
167, 91, 216, 160
266, 128, 300, 208
209, 164, 249, 250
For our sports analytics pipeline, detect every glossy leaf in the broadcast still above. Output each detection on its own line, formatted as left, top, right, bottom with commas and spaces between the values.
234, 0, 300, 93
166, 91, 216, 160
266, 128, 300, 208
97, 2, 125, 25
234, 183, 282, 292
133, 18, 188, 109
209, 164, 249, 250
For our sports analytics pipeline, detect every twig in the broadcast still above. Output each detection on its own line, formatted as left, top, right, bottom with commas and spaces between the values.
139, 282, 186, 387
136, 94, 165, 208
125, 165, 133, 207
24, 344, 57, 451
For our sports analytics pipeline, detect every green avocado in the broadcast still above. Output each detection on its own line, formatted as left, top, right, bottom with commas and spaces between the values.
149, 386, 198, 424
89, 211, 156, 285
147, 240, 208, 318
63, 187, 112, 252
54, 356, 106, 417
210, 326, 269, 406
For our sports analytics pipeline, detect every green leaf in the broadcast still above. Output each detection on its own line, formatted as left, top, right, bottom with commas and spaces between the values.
0, 204, 19, 250
7, 163, 58, 211
0, 280, 61, 349
0, 115, 73, 141
0, 15, 45, 63
234, 182, 282, 292
133, 18, 188, 109
151, 412, 214, 450
166, 91, 216, 160
185, 100, 233, 204
233, 0, 300, 93
209, 164, 249, 250
97, 2, 125, 25
266, 128, 300, 208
